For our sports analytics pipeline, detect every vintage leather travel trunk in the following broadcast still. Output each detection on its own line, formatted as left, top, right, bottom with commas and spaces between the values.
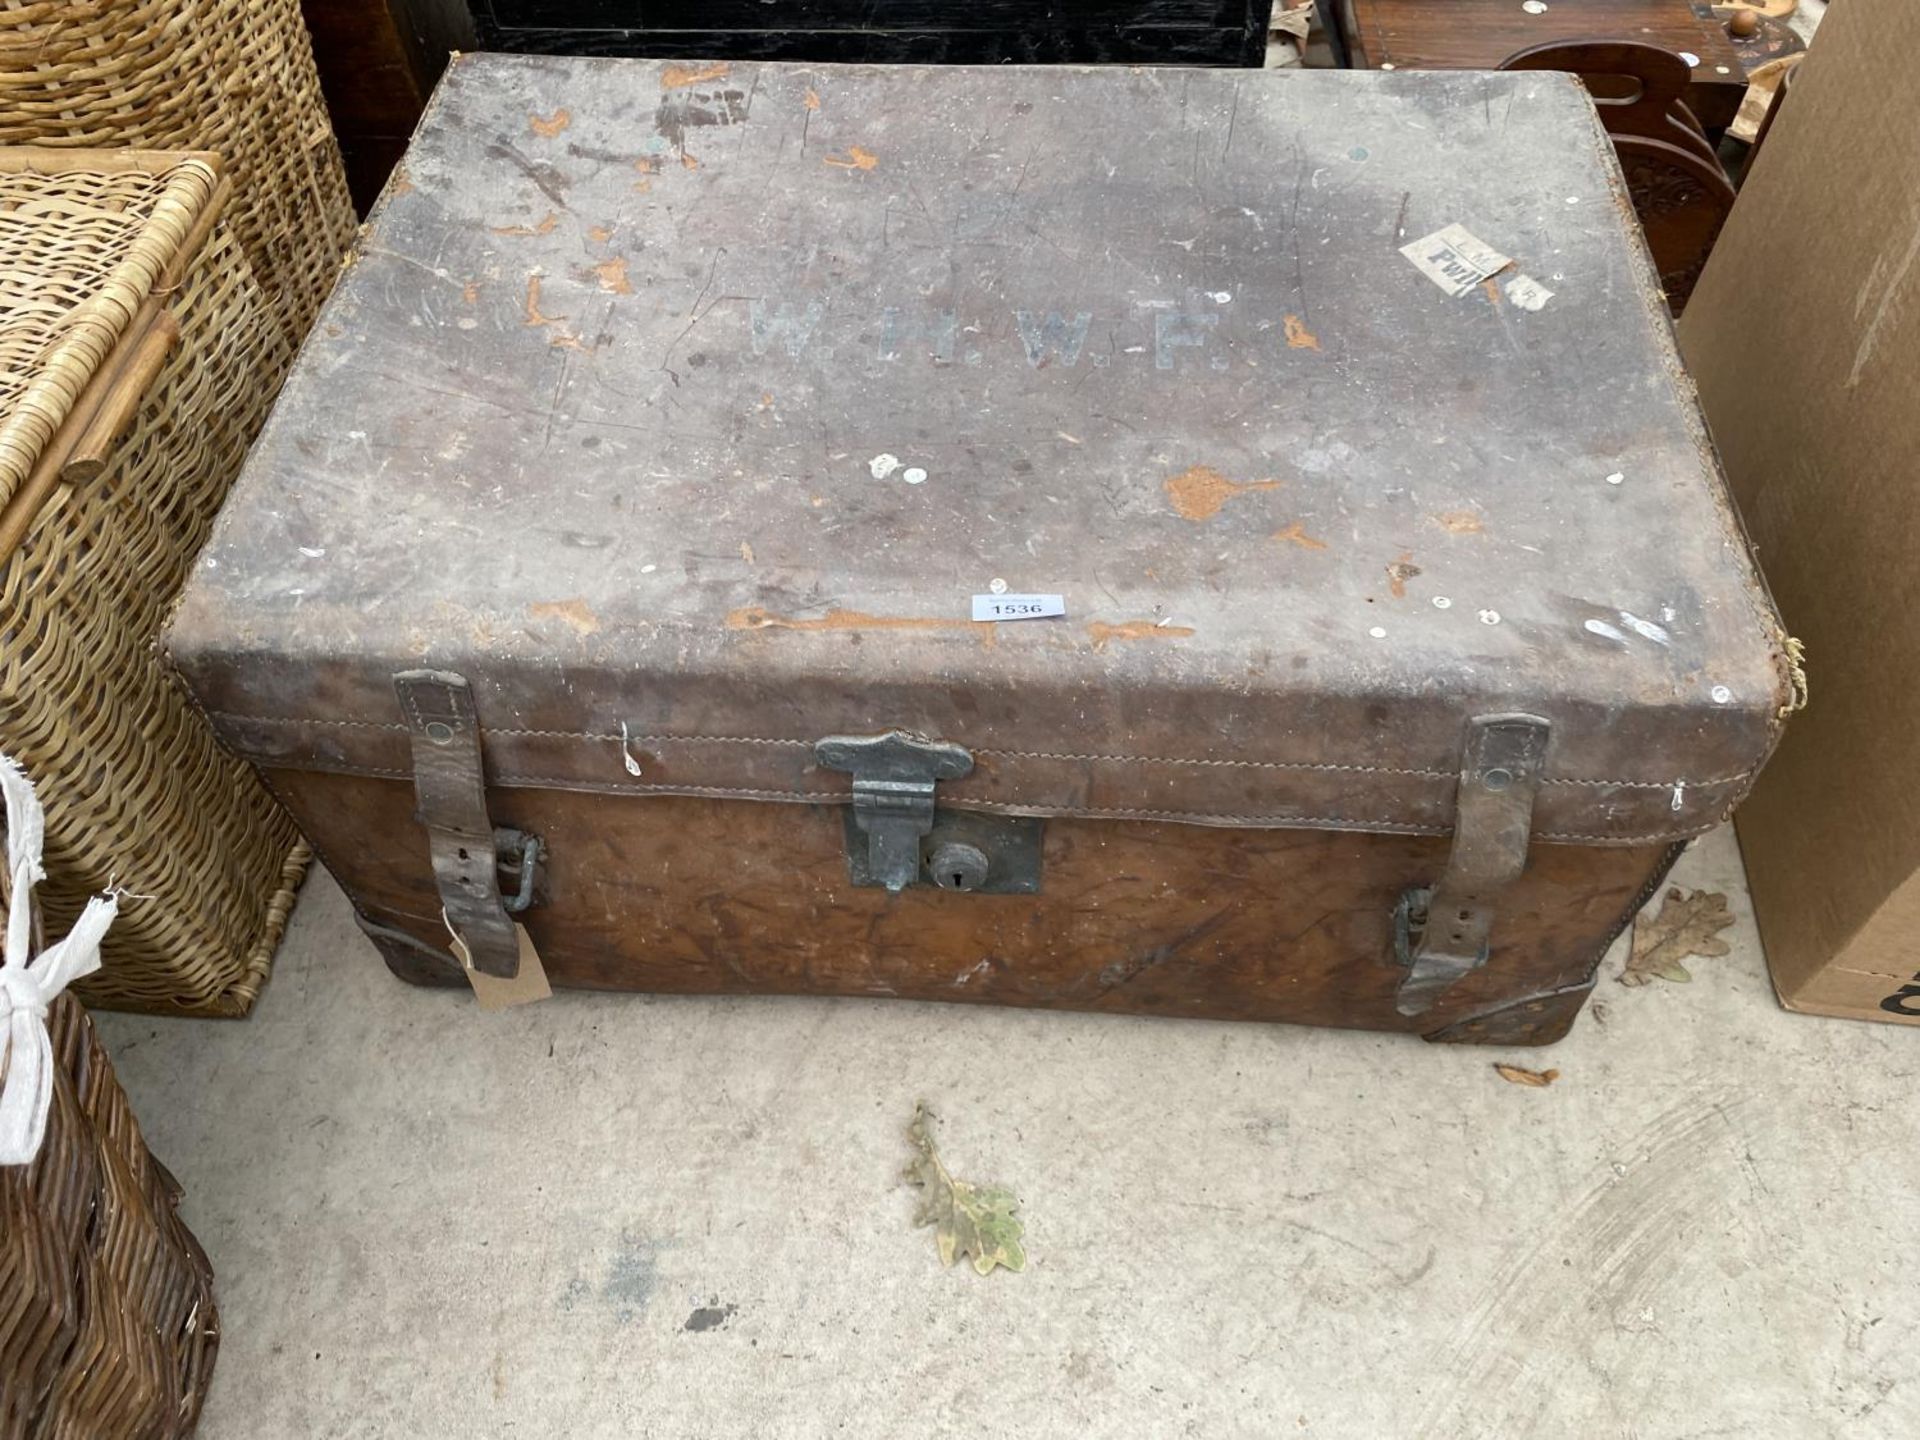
166, 56, 1795, 1043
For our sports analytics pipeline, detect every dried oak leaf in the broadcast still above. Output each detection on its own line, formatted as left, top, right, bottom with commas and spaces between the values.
1494, 1064, 1559, 1087
1621, 887, 1734, 987
905, 1101, 1026, 1276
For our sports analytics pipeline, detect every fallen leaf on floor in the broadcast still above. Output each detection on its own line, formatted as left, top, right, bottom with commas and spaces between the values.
905, 1101, 1025, 1276
1620, 887, 1734, 987
1493, 1063, 1559, 1087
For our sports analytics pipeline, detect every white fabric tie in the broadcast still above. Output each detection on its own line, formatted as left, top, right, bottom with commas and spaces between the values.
1, 752, 115, 1166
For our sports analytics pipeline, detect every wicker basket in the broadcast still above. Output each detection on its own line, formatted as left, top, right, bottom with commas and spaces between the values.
1, 989, 219, 1439
0, 0, 358, 348
0, 149, 307, 1016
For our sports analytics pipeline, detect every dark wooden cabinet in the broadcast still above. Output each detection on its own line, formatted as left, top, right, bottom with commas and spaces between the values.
1334, 0, 1750, 131
301, 0, 473, 209
469, 0, 1276, 67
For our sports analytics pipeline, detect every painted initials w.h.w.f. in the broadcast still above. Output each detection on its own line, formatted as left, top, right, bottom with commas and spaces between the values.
749, 299, 826, 358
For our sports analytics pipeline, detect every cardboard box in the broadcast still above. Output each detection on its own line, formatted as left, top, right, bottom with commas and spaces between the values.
1680, 0, 1920, 1025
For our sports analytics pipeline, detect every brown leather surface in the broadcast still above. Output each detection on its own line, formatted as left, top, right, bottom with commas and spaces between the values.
269, 769, 1671, 1040
167, 58, 1792, 848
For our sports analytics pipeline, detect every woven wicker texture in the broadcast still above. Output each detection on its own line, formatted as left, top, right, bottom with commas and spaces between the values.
0, 151, 307, 1016
0, 0, 357, 347
0, 989, 219, 1440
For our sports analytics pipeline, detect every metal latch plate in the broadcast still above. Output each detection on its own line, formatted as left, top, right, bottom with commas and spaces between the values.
816, 730, 1042, 893
839, 807, 1044, 893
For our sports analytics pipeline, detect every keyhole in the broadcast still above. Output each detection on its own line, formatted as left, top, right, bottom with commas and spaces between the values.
927, 842, 989, 893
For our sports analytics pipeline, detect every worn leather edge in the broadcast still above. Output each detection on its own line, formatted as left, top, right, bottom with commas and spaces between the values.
204, 711, 1766, 790
246, 760, 1729, 848
1579, 84, 1799, 742
1426, 834, 1693, 1044
1419, 979, 1596, 1046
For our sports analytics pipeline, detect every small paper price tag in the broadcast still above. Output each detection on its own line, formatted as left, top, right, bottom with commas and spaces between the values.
446, 918, 552, 1011
971, 593, 1066, 622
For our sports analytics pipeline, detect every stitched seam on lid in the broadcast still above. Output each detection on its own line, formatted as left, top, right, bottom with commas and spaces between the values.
210, 712, 1758, 790
975, 748, 1450, 779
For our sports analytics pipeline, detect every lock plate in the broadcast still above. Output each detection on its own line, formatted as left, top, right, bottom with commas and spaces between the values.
839, 808, 1044, 893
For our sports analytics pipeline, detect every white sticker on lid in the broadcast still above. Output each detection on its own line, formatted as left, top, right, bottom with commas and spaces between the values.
1400, 223, 1512, 298
971, 593, 1065, 622
1505, 275, 1556, 311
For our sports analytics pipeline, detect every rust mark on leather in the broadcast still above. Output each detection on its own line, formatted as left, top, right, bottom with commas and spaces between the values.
1272, 522, 1327, 551
1386, 551, 1421, 599
524, 275, 563, 327
1087, 619, 1196, 651
1283, 314, 1320, 350
662, 61, 731, 89
524, 275, 558, 326
529, 108, 571, 138
493, 212, 559, 237
1164, 464, 1281, 522
524, 275, 585, 349
1434, 511, 1484, 535
824, 146, 879, 171
728, 606, 989, 636
528, 599, 601, 635
592, 257, 633, 295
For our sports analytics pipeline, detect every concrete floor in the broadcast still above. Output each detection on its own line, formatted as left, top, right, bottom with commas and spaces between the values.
94, 823, 1919, 1437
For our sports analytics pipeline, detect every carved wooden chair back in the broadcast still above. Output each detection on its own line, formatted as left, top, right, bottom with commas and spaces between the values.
1501, 39, 1736, 312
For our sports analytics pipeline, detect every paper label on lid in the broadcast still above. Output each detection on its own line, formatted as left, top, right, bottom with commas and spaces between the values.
971, 593, 1066, 622
1401, 223, 1512, 298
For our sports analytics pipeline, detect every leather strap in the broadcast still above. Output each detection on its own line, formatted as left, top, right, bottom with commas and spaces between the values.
1396, 714, 1550, 1016
393, 670, 520, 978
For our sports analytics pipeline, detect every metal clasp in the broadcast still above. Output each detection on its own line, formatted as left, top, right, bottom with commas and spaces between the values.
815, 731, 973, 892
1394, 714, 1551, 1016
494, 827, 544, 913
